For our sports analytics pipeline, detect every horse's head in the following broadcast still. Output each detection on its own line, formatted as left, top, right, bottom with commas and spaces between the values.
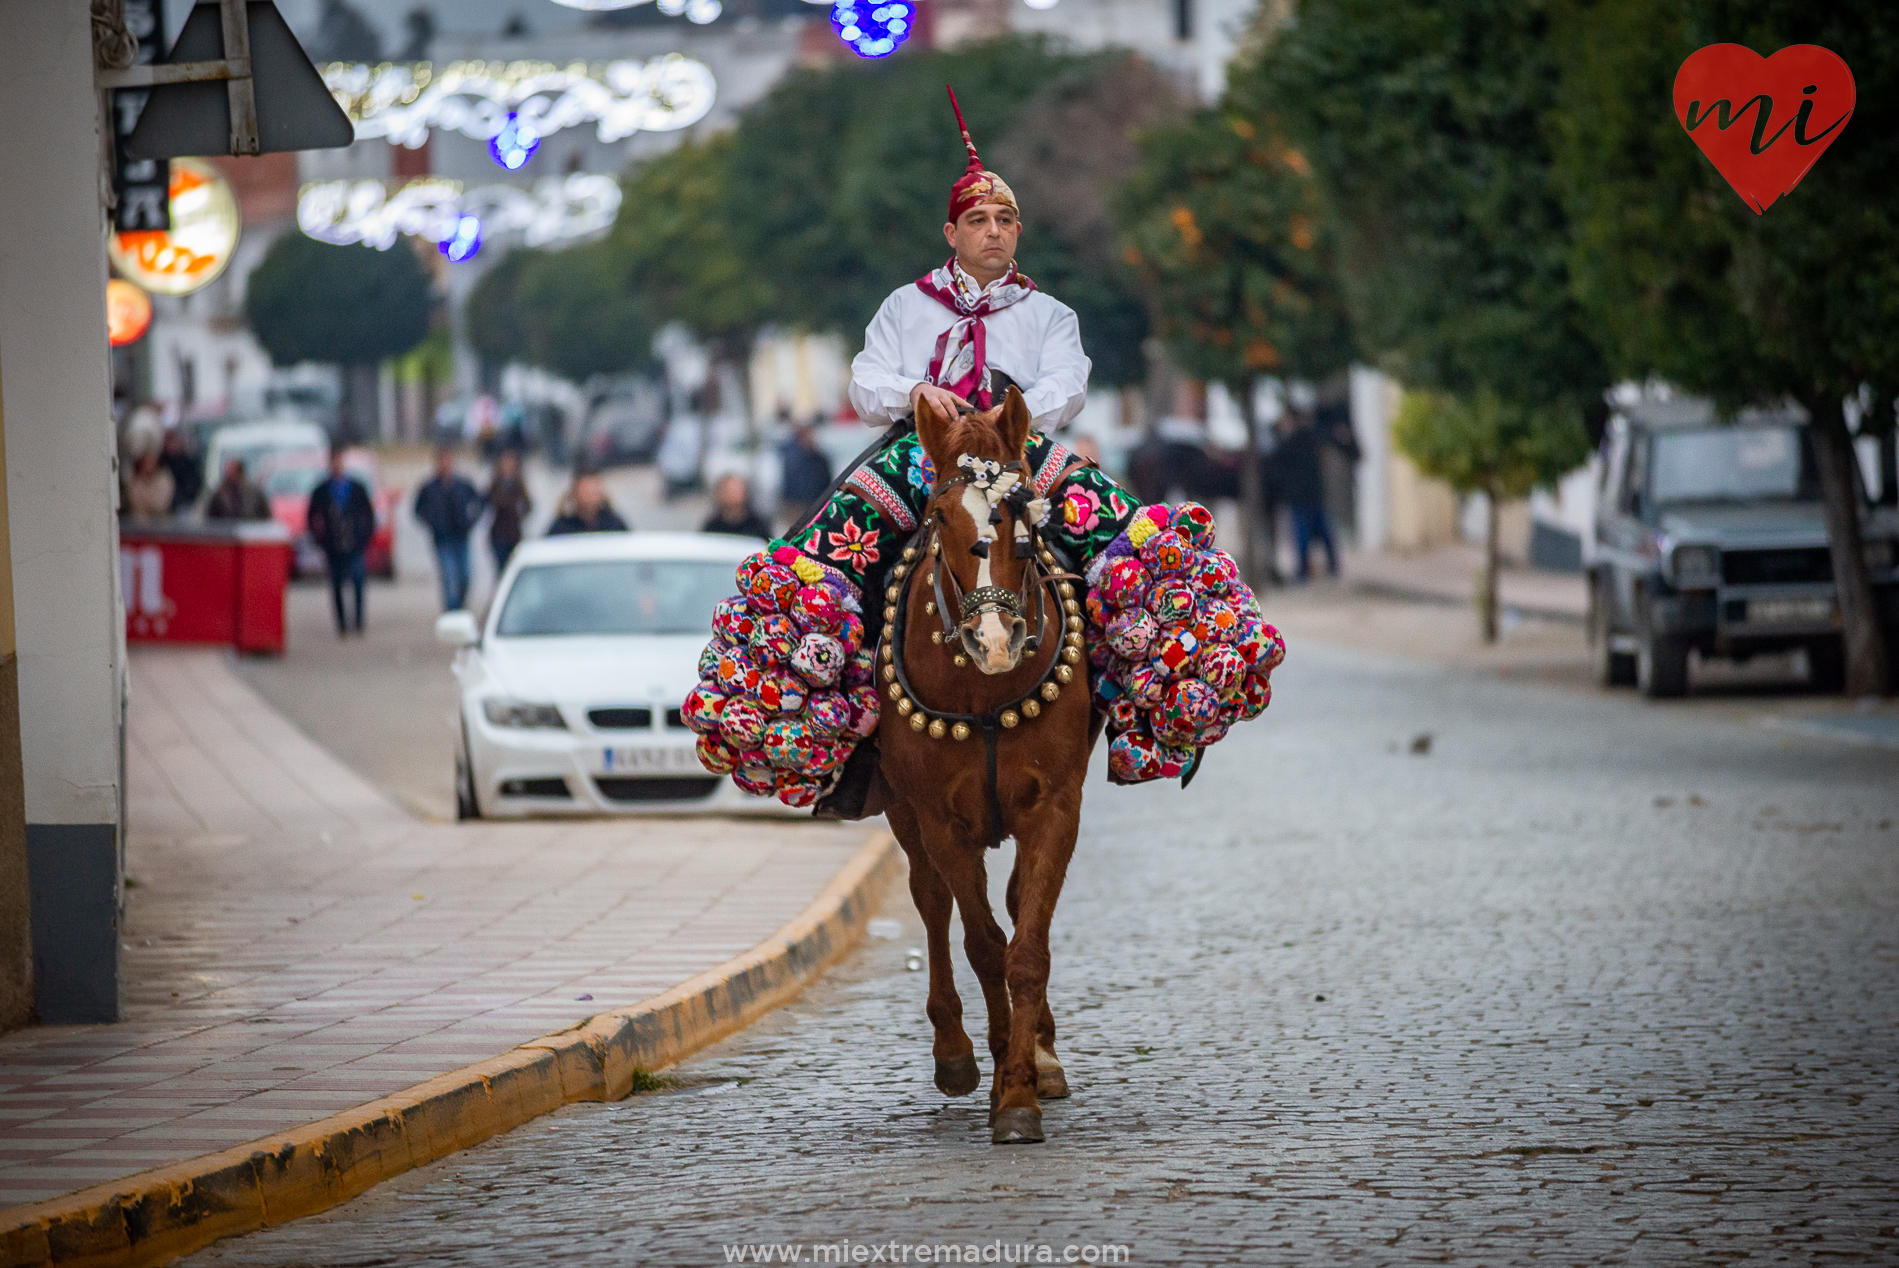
916, 386, 1044, 676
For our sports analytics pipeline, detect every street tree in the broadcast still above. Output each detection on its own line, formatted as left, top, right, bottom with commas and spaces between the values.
1117, 102, 1356, 586
1240, 0, 1607, 626
1550, 0, 1898, 694
246, 232, 431, 439
1394, 390, 1592, 640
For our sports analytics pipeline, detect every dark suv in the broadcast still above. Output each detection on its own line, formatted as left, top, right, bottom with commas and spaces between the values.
1589, 400, 1899, 697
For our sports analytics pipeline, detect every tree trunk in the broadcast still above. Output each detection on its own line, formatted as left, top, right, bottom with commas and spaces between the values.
1481, 488, 1501, 644
1805, 392, 1891, 696
340, 363, 380, 443
1236, 379, 1266, 591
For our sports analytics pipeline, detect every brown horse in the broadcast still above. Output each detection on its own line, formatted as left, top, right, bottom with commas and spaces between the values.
872, 386, 1095, 1145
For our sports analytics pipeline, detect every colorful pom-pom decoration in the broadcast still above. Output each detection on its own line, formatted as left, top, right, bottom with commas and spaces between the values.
1141, 529, 1189, 576
694, 733, 741, 775
1173, 501, 1217, 549
749, 613, 800, 666
805, 691, 853, 736
680, 685, 726, 736
746, 563, 800, 614
1108, 731, 1164, 783
717, 698, 769, 749
791, 632, 847, 687
792, 585, 845, 634
1106, 608, 1157, 659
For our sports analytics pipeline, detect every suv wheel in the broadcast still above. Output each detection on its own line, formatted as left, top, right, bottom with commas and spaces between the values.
455, 721, 482, 821
1591, 576, 1636, 687
1636, 604, 1690, 699
1807, 638, 1847, 693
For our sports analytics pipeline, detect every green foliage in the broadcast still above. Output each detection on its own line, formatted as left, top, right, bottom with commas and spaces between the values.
1551, 0, 1899, 421
1394, 389, 1591, 499
516, 240, 655, 383
246, 234, 431, 367
1241, 0, 1607, 428
463, 246, 534, 377
1117, 105, 1355, 390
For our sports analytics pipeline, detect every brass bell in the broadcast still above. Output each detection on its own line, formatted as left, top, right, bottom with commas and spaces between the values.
1063, 599, 1080, 615
882, 664, 896, 682
930, 630, 944, 644
886, 585, 900, 602
1041, 682, 1061, 701
1066, 615, 1083, 632
1057, 583, 1074, 599
1055, 664, 1074, 684
1022, 699, 1041, 719
951, 722, 971, 741
1062, 647, 1081, 666
881, 643, 893, 661
893, 565, 908, 580
1039, 550, 1055, 565
888, 683, 903, 701
1066, 633, 1084, 650
931, 538, 940, 554
1000, 709, 1020, 728
896, 697, 914, 716
925, 601, 937, 615
928, 719, 947, 740
884, 605, 897, 624
928, 571, 937, 586
910, 712, 927, 731
904, 546, 918, 561
953, 654, 969, 668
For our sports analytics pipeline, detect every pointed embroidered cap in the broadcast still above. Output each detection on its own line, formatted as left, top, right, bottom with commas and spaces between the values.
946, 85, 1018, 224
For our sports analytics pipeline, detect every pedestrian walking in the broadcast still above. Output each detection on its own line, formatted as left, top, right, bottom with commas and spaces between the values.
413, 446, 484, 610
204, 458, 270, 521
159, 428, 203, 513
776, 419, 832, 532
121, 446, 175, 521
700, 473, 772, 540
306, 446, 376, 635
546, 469, 628, 535
1273, 409, 1359, 580
485, 448, 532, 574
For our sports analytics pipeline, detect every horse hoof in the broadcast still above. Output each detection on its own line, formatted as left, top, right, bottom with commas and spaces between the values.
991, 1107, 1044, 1145
1037, 1066, 1071, 1099
934, 1055, 981, 1097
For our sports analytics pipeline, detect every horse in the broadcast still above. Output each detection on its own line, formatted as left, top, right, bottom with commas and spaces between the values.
871, 386, 1096, 1145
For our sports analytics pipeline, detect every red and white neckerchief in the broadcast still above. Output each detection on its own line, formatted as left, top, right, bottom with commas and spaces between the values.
915, 257, 1037, 410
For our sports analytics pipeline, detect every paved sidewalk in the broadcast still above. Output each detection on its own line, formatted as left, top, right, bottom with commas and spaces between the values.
1345, 543, 1588, 621
0, 649, 870, 1209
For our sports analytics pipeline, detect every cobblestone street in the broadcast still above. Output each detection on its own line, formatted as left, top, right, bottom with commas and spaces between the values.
189, 638, 1899, 1266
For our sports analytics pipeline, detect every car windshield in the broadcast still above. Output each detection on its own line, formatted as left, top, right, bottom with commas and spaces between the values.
495, 560, 734, 637
263, 466, 324, 497
1649, 426, 1818, 504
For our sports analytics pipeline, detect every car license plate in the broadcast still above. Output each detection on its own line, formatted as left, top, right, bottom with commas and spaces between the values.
600, 746, 700, 774
1746, 597, 1836, 625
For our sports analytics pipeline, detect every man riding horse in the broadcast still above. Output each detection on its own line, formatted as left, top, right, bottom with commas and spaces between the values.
789, 89, 1140, 814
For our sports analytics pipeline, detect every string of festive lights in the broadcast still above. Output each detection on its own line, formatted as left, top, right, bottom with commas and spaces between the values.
297, 174, 622, 260
830, 0, 914, 58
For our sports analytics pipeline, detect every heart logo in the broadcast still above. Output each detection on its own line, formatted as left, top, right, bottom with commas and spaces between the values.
1673, 44, 1854, 214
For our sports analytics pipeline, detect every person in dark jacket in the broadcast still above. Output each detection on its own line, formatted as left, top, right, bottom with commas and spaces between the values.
546, 470, 628, 535
701, 473, 772, 540
776, 419, 832, 532
1270, 408, 1360, 580
205, 457, 271, 521
160, 428, 204, 513
412, 446, 484, 610
485, 447, 532, 573
306, 447, 377, 635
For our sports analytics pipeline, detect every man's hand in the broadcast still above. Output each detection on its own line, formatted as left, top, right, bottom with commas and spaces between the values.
909, 381, 969, 422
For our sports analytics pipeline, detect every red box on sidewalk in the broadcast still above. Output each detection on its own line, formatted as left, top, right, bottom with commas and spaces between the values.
119, 520, 293, 655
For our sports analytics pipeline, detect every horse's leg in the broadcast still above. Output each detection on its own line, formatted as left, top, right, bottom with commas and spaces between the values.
916, 825, 1014, 1104
1005, 860, 1068, 1100
888, 800, 979, 1097
992, 807, 1080, 1145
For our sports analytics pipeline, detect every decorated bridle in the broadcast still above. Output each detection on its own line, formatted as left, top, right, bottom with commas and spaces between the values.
876, 448, 1087, 847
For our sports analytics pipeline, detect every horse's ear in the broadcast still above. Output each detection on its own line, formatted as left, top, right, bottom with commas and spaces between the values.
997, 384, 1032, 458
915, 392, 955, 477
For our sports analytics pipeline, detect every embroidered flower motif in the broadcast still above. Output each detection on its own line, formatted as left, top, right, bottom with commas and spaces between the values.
957, 454, 1002, 490
904, 447, 936, 492
824, 516, 881, 573
1107, 491, 1131, 522
1061, 487, 1102, 534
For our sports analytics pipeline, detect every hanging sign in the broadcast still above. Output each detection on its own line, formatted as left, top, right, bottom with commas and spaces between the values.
1674, 44, 1854, 214
106, 158, 241, 296
111, 0, 170, 232
107, 280, 154, 347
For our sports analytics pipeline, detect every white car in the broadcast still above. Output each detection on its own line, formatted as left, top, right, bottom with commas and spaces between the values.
435, 531, 770, 818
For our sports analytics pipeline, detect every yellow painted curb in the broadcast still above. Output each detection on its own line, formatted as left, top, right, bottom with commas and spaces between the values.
0, 832, 902, 1268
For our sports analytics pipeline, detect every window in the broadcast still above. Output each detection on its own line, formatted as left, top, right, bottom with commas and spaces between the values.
496, 559, 734, 637
1649, 426, 1818, 506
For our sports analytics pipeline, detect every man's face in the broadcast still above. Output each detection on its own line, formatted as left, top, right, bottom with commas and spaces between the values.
329, 452, 346, 477
434, 450, 454, 478
943, 204, 1021, 278
225, 459, 243, 485
717, 475, 747, 512
575, 475, 604, 514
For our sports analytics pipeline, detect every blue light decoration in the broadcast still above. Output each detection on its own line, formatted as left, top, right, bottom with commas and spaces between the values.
488, 113, 541, 171
439, 215, 482, 262
831, 0, 912, 58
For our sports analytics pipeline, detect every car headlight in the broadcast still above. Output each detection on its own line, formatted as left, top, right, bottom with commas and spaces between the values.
1671, 544, 1720, 586
482, 698, 567, 729
1864, 537, 1896, 573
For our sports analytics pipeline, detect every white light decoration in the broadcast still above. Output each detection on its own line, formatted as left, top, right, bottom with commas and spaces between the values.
322, 57, 717, 150
298, 174, 623, 255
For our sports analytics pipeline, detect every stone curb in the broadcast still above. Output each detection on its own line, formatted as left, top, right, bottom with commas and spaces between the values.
0, 832, 902, 1268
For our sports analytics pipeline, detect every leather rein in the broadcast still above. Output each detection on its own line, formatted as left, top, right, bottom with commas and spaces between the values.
876, 462, 1086, 848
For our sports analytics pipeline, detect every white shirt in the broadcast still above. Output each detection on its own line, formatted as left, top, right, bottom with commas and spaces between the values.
848, 282, 1092, 431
